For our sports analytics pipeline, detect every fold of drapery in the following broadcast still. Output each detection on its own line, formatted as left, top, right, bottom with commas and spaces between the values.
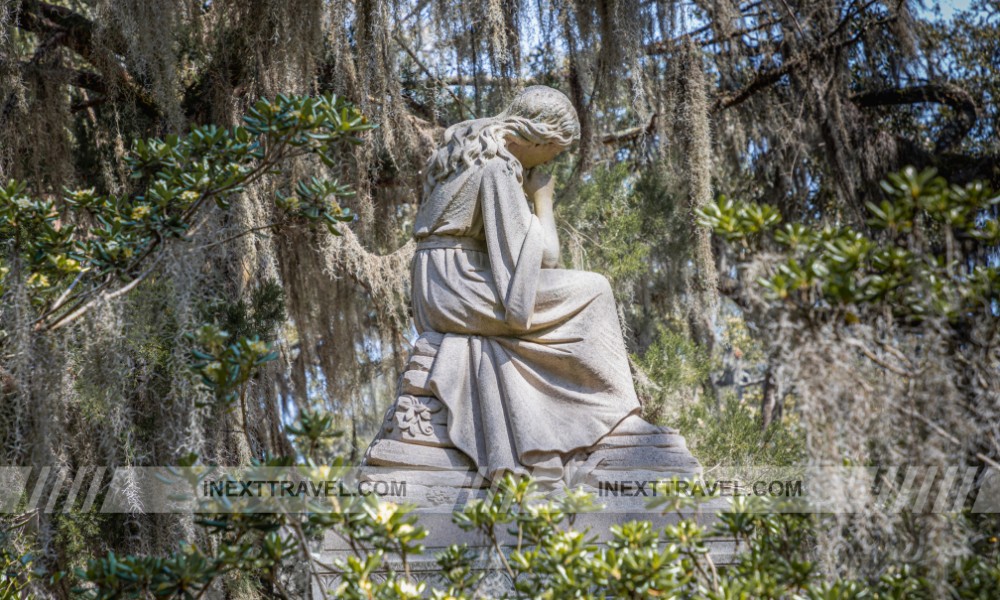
425, 331, 637, 481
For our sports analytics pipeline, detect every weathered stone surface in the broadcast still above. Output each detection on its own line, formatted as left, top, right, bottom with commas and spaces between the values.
413, 331, 444, 357
362, 467, 483, 490
588, 432, 687, 450
408, 353, 434, 373
609, 414, 679, 436
400, 369, 431, 396
581, 446, 703, 470
366, 440, 475, 469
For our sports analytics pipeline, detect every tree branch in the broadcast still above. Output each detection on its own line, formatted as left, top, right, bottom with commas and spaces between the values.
13, 0, 161, 118
711, 13, 896, 113
644, 19, 782, 56
850, 83, 979, 153
601, 114, 657, 145
19, 63, 109, 94
393, 32, 475, 119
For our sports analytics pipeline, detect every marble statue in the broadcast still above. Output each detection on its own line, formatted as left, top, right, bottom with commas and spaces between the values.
364, 86, 698, 485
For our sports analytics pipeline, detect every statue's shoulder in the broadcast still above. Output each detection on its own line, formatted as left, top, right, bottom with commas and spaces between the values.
479, 156, 520, 183
428, 157, 516, 201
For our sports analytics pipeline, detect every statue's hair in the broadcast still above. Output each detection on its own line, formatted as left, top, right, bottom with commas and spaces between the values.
423, 86, 580, 195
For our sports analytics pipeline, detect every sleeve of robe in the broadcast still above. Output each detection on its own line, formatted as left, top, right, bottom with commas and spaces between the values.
479, 159, 545, 332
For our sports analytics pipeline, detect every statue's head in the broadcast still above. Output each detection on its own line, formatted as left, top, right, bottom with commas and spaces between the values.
423, 85, 579, 193
501, 86, 580, 168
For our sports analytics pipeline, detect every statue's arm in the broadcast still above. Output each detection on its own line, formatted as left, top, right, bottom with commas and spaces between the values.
523, 170, 560, 268
480, 161, 545, 331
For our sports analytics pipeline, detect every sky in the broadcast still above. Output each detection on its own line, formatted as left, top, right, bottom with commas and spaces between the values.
934, 0, 974, 20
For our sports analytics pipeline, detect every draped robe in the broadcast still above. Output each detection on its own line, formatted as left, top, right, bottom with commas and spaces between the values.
412, 156, 641, 480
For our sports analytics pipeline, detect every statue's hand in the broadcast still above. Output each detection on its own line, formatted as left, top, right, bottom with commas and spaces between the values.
524, 168, 560, 266
523, 168, 555, 201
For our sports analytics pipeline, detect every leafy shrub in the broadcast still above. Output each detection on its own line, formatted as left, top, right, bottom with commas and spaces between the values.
0, 94, 370, 332
61, 466, 1000, 598
696, 167, 999, 325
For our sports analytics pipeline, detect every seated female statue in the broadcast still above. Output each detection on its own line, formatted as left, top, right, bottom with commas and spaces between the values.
410, 86, 644, 481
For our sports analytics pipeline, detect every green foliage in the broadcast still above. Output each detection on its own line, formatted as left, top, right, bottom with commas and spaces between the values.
203, 279, 287, 343
635, 325, 712, 401
433, 545, 485, 597
187, 279, 290, 453
412, 475, 1000, 598
285, 409, 345, 462
697, 167, 1000, 324
189, 325, 278, 409
0, 519, 41, 599
52, 513, 107, 577
0, 180, 77, 301
333, 551, 425, 600
677, 393, 804, 468
556, 163, 653, 295
711, 497, 818, 598
75, 545, 220, 599
446, 475, 805, 598
635, 320, 802, 468
0, 94, 371, 331
696, 195, 781, 244
60, 460, 1000, 599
